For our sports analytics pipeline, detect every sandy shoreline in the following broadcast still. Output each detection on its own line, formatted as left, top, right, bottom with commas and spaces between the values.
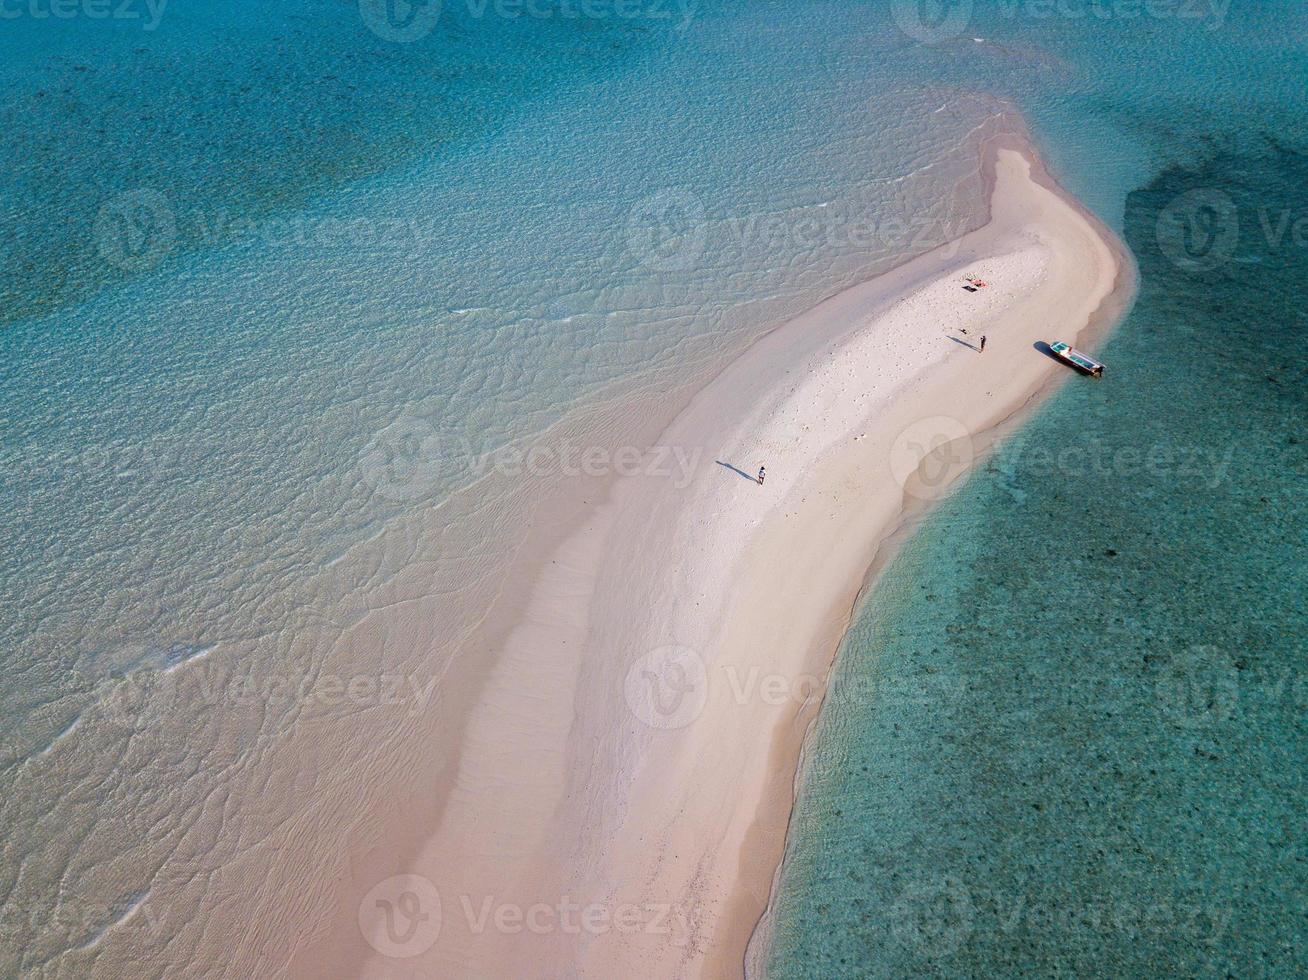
339, 137, 1132, 979
739, 142, 1137, 979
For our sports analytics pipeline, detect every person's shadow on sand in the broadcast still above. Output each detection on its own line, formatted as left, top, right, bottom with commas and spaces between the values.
716, 461, 758, 482
948, 335, 980, 352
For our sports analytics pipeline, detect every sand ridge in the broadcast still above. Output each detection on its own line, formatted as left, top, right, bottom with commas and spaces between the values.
352, 144, 1130, 979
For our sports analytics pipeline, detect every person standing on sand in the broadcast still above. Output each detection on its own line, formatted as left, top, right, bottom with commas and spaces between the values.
980, 335, 987, 352
757, 466, 766, 486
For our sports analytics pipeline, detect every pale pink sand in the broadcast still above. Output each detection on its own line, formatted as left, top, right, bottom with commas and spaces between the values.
343, 143, 1132, 978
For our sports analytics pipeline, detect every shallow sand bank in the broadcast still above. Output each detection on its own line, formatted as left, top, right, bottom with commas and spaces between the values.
348, 141, 1131, 979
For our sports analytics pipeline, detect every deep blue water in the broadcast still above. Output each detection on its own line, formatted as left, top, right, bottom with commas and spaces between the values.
764, 135, 1308, 977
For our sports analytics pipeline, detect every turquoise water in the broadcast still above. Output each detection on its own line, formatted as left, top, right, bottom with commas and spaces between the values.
764, 84, 1308, 980
3, 0, 1306, 971
1, 1, 1018, 771
0, 2, 1046, 970
0, 0, 664, 323
751, 7, 1307, 970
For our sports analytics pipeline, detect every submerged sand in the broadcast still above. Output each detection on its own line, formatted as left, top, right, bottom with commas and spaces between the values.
334, 143, 1132, 978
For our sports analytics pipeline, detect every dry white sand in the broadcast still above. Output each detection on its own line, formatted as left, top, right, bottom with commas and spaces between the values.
349, 144, 1129, 979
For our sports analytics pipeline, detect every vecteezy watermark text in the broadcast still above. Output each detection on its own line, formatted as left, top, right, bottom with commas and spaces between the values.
995, 0, 1230, 29
887, 871, 1233, 961
623, 640, 1298, 733
625, 187, 971, 273
94, 666, 439, 733
357, 874, 697, 959
458, 894, 695, 945
890, 0, 1229, 44
463, 0, 696, 29
0, 0, 168, 30
623, 645, 971, 730
359, 0, 695, 43
996, 437, 1238, 489
359, 414, 704, 502
467, 441, 700, 485
94, 187, 428, 274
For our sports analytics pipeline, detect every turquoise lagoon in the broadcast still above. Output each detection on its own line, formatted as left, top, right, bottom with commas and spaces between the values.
762, 5, 1308, 976
1, 0, 1305, 971
764, 141, 1308, 978
0, 0, 1053, 967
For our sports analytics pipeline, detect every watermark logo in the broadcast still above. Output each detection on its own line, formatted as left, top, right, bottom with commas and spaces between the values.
359, 0, 443, 42
360, 0, 696, 36
358, 874, 443, 958
94, 189, 177, 274
459, 895, 694, 943
1153, 644, 1239, 730
1156, 188, 1240, 273
886, 879, 1232, 951
889, 415, 974, 501
359, 429, 702, 499
891, 0, 974, 43
81, 643, 437, 735
993, 0, 1230, 30
625, 189, 707, 273
623, 645, 708, 729
211, 670, 439, 715
359, 413, 444, 502
467, 440, 701, 487
469, 0, 696, 28
0, 0, 169, 31
888, 875, 974, 958
93, 194, 426, 271
993, 437, 1238, 491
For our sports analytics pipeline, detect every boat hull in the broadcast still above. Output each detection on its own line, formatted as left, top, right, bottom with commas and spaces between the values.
1048, 341, 1104, 377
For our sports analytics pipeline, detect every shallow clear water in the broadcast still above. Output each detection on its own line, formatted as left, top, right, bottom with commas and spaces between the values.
0, 2, 1016, 970
3, 0, 1305, 972
0, 3, 1019, 813
764, 99, 1308, 980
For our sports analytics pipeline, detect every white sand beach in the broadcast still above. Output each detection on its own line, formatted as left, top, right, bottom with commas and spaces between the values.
339, 141, 1131, 978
